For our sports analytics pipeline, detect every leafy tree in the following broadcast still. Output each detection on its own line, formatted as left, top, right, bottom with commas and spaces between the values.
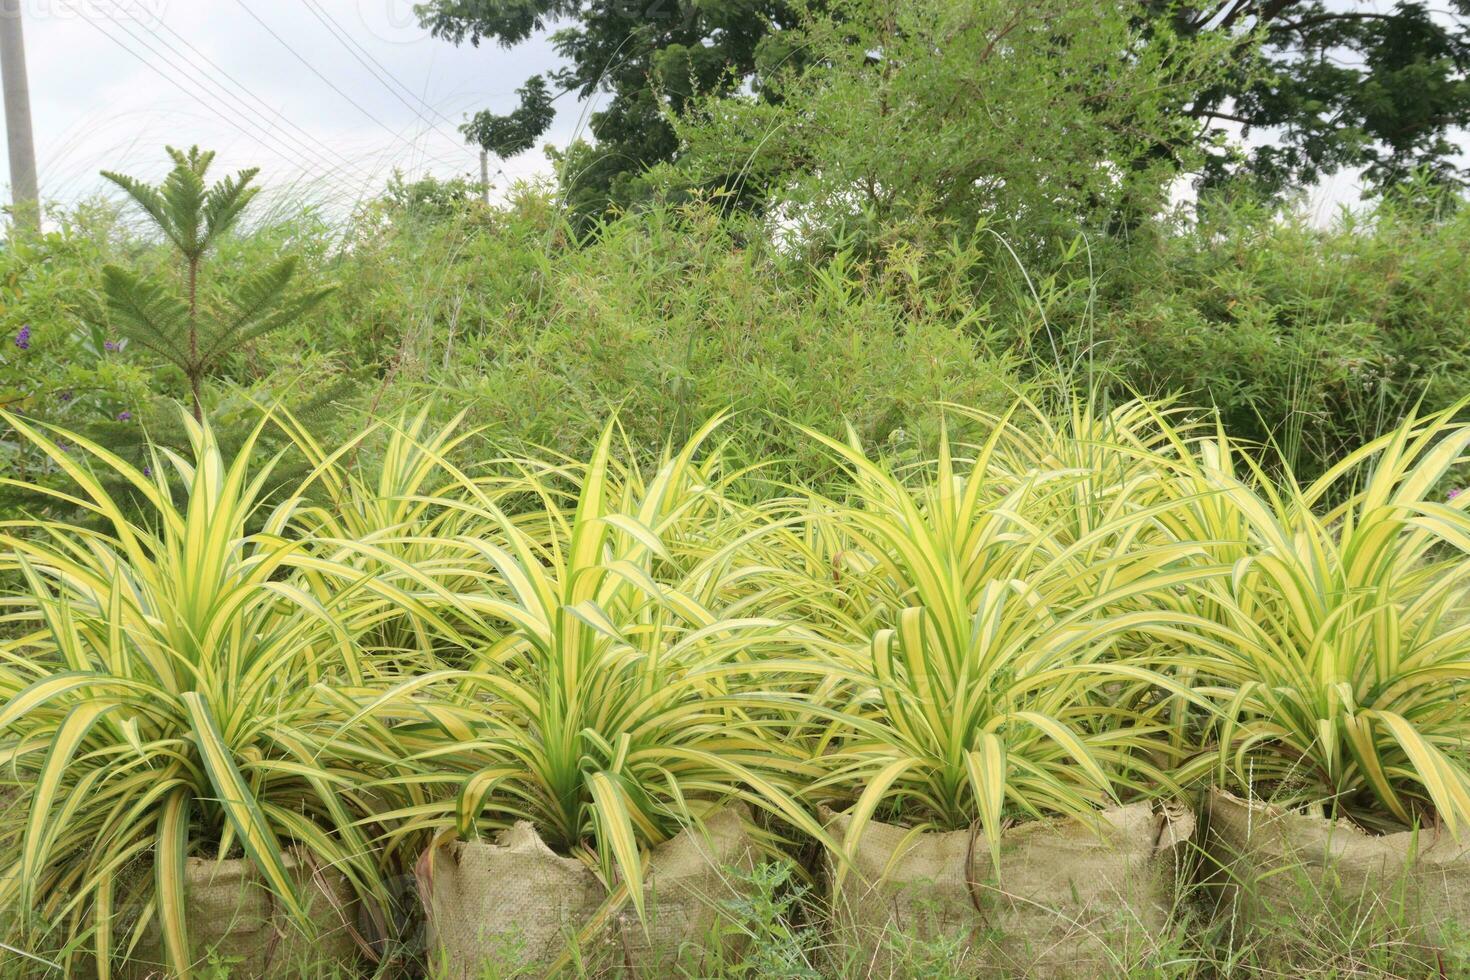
461, 75, 556, 160
659, 0, 1233, 252
380, 169, 483, 220
422, 0, 1469, 212
415, 0, 804, 217
100, 146, 335, 421
1170, 1, 1470, 194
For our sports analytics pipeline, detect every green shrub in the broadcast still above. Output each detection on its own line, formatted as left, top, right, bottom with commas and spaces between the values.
1069, 194, 1470, 482
0, 204, 151, 515
326, 191, 1029, 490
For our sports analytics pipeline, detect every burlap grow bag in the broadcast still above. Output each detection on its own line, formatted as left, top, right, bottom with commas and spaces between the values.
1205, 787, 1470, 945
124, 850, 362, 978
418, 804, 756, 977
823, 801, 1194, 978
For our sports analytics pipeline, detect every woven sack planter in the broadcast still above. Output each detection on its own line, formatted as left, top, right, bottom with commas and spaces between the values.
823, 801, 1194, 978
417, 804, 756, 977
1205, 787, 1470, 947
123, 849, 363, 978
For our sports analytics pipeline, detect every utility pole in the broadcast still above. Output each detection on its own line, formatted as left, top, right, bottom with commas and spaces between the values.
0, 0, 38, 233
479, 148, 490, 206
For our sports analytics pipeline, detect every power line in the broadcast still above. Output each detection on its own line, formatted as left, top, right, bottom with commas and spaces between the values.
145, 14, 376, 185
299, 0, 598, 187
300, 0, 466, 141
296, 0, 451, 179
52, 8, 504, 212
230, 0, 464, 172
61, 19, 422, 215
70, 6, 366, 192
132, 21, 374, 190
68, 11, 341, 184
44, 92, 484, 215
296, 0, 504, 186
105, 12, 349, 180
45, 110, 203, 204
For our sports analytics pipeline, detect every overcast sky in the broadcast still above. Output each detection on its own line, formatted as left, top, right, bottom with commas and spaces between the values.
5, 0, 581, 221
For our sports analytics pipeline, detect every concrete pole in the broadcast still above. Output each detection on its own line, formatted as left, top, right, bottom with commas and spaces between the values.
0, 0, 38, 233
479, 148, 490, 206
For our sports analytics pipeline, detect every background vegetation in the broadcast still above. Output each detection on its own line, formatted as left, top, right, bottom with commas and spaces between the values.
4, 167, 1467, 517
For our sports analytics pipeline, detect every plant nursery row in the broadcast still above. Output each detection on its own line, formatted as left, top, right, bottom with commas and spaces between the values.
1, 396, 1468, 978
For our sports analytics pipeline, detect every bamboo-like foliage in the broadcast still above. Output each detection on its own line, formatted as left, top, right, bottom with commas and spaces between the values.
1164, 406, 1470, 831
0, 411, 434, 978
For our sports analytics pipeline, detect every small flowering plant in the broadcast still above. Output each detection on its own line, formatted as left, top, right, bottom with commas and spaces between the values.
1442, 470, 1468, 506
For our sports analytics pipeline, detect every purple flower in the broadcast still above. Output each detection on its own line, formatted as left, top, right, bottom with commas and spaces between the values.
104, 339, 120, 352
1450, 488, 1464, 502
14, 324, 30, 350
59, 390, 73, 403
142, 465, 152, 478
117, 411, 132, 422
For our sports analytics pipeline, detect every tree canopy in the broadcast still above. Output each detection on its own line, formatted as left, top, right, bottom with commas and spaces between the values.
1175, 0, 1470, 193
417, 0, 801, 214
660, 0, 1233, 248
418, 0, 1470, 214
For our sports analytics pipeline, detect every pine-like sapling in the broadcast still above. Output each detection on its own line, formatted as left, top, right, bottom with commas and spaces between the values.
100, 145, 336, 421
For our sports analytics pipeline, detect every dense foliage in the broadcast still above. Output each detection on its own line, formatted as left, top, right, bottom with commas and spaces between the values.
0, 144, 1467, 979
1, 393, 1466, 976
417, 0, 804, 216
1179, 0, 1470, 192
422, 0, 1470, 217
662, 0, 1233, 245
6, 172, 1466, 514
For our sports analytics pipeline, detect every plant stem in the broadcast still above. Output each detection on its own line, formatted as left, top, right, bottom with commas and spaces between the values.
187, 253, 201, 422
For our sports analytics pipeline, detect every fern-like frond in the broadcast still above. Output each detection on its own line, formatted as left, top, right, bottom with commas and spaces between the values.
159, 154, 208, 258
196, 256, 334, 366
100, 266, 193, 371
202, 256, 300, 352
235, 285, 336, 348
203, 168, 261, 248
99, 171, 177, 248
166, 145, 214, 171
